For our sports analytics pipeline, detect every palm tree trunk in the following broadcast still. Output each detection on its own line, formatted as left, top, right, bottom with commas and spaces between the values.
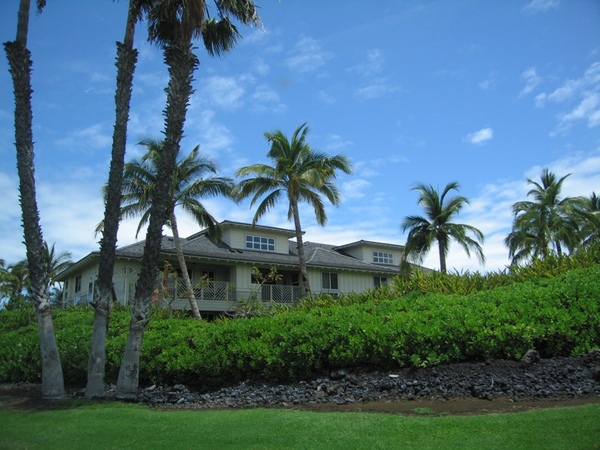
438, 240, 447, 273
291, 199, 311, 296
170, 212, 202, 319
86, 2, 138, 399
116, 42, 198, 398
5, 3, 65, 399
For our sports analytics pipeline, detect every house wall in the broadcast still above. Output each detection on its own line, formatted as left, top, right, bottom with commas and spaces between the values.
63, 264, 98, 305
308, 269, 378, 294
344, 244, 401, 267
224, 227, 291, 254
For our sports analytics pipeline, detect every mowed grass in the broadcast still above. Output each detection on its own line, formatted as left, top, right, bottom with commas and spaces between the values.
1, 401, 599, 450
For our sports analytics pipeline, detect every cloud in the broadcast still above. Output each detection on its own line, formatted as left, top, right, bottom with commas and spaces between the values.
534, 62, 600, 134
519, 67, 542, 97
354, 78, 401, 100
522, 0, 560, 14
464, 127, 494, 145
201, 76, 248, 110
285, 35, 332, 74
249, 85, 286, 114
349, 49, 384, 77
342, 179, 371, 200
55, 123, 112, 152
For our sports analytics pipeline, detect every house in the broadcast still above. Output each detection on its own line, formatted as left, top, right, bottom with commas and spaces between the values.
56, 221, 406, 315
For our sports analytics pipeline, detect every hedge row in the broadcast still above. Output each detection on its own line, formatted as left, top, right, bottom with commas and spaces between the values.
1, 265, 599, 389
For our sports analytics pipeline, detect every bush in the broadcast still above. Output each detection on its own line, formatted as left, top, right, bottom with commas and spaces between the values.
0, 265, 598, 388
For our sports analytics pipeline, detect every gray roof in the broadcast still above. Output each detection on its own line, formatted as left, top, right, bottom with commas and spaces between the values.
56, 226, 401, 280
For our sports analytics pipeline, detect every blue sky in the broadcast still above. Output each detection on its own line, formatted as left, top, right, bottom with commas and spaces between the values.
1, 0, 599, 273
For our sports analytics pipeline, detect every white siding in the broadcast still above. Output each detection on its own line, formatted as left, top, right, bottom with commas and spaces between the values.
228, 227, 290, 254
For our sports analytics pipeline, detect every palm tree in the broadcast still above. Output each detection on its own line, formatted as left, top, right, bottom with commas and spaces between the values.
0, 260, 30, 309
87, 0, 154, 400
578, 192, 600, 248
505, 169, 583, 265
401, 182, 485, 273
117, 0, 260, 399
234, 123, 352, 296
116, 0, 260, 398
111, 138, 233, 318
4, 0, 65, 399
43, 241, 72, 286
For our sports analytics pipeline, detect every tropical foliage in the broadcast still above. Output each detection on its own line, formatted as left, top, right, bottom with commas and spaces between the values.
506, 169, 597, 265
401, 182, 485, 273
116, 0, 261, 398
234, 123, 352, 295
2, 263, 598, 387
112, 139, 234, 319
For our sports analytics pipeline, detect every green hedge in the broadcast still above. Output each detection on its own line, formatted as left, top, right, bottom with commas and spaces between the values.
1, 266, 599, 388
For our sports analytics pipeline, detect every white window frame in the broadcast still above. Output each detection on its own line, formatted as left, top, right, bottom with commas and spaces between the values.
373, 251, 394, 264
245, 235, 275, 252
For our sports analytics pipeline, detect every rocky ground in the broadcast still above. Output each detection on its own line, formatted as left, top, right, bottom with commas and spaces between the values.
2, 350, 600, 415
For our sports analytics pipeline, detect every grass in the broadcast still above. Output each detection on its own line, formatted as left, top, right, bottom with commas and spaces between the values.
1, 401, 599, 449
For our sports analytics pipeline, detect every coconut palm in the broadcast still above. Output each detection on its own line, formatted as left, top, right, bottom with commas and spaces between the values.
578, 192, 600, 248
4, 0, 65, 399
111, 138, 233, 318
505, 169, 584, 265
233, 123, 352, 296
116, 0, 260, 399
401, 182, 485, 273
43, 241, 72, 286
87, 0, 154, 400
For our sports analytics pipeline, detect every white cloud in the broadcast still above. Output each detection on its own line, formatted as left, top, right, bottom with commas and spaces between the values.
249, 85, 286, 114
464, 127, 494, 145
519, 67, 541, 97
522, 0, 560, 14
342, 179, 371, 200
349, 49, 384, 77
534, 62, 600, 134
201, 76, 247, 110
354, 78, 401, 100
285, 35, 332, 74
55, 123, 112, 152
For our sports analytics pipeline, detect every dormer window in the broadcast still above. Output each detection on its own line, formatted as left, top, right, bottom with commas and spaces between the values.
246, 235, 275, 251
373, 251, 394, 264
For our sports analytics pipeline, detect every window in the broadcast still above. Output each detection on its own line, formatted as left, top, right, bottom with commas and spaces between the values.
246, 235, 275, 251
373, 251, 394, 264
374, 276, 388, 288
75, 275, 82, 293
322, 272, 339, 290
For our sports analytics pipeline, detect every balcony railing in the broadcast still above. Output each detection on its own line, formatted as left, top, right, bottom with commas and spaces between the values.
166, 279, 302, 304
259, 284, 303, 303
168, 280, 236, 302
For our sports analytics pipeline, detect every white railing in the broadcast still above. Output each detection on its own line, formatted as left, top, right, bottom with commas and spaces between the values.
170, 280, 236, 302
259, 284, 302, 303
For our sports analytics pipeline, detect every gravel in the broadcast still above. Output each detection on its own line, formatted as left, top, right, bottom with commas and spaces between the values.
96, 349, 600, 410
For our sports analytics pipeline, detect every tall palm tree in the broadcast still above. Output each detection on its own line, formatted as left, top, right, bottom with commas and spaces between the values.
233, 123, 352, 295
578, 192, 600, 248
43, 241, 72, 287
505, 169, 583, 265
87, 0, 154, 400
113, 139, 233, 319
401, 182, 485, 273
4, 0, 65, 399
117, 0, 260, 399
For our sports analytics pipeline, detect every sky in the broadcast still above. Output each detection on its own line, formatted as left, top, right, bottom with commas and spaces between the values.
1, 0, 599, 274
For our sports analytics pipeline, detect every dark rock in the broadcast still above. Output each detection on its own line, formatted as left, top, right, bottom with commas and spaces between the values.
521, 350, 541, 365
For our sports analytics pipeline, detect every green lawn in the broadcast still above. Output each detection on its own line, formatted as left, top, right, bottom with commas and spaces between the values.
1, 402, 599, 449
